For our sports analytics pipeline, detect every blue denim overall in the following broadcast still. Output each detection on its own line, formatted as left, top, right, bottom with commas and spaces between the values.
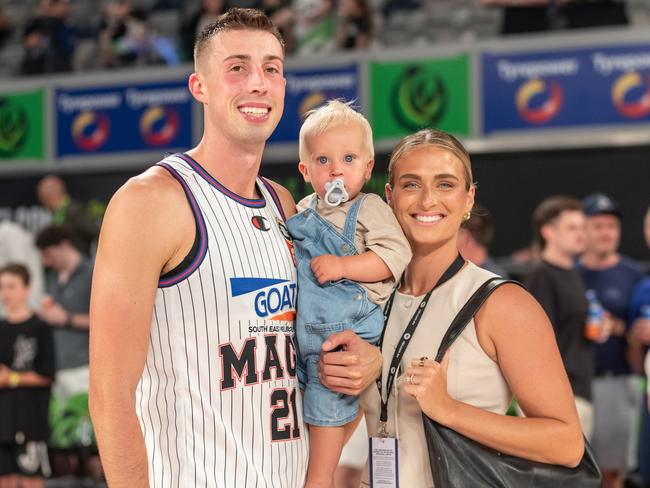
286, 194, 383, 426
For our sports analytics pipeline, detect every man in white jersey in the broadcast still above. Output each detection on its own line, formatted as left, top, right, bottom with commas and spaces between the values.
89, 8, 381, 488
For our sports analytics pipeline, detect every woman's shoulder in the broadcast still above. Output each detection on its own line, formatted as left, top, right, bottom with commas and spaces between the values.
471, 277, 548, 361
456, 261, 502, 294
475, 275, 545, 335
463, 261, 498, 280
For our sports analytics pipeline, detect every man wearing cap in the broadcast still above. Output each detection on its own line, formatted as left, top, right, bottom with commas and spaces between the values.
577, 193, 644, 488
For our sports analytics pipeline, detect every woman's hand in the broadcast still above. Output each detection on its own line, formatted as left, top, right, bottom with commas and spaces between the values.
403, 353, 456, 425
319, 330, 382, 396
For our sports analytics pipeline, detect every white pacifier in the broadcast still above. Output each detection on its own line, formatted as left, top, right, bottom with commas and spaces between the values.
324, 178, 349, 207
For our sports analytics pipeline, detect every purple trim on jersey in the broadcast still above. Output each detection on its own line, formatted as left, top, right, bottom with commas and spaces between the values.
156, 162, 209, 288
177, 153, 266, 208
260, 177, 287, 222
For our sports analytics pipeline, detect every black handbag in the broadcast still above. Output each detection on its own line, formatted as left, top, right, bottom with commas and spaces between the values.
423, 277, 602, 488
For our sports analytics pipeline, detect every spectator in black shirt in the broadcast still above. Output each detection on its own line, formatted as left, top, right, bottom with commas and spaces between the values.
336, 0, 372, 50
180, 0, 229, 62
564, 0, 628, 29
21, 0, 75, 76
0, 263, 55, 486
261, 0, 295, 53
481, 0, 551, 35
526, 196, 612, 440
0, 7, 12, 51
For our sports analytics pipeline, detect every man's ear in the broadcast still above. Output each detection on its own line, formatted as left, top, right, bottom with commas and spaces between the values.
298, 161, 310, 182
540, 223, 553, 245
188, 72, 206, 104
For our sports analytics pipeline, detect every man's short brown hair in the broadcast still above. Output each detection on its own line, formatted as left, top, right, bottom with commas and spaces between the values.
35, 225, 75, 250
532, 196, 583, 249
0, 263, 31, 286
194, 8, 284, 71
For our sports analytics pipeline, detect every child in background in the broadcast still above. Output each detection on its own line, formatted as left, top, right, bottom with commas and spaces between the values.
287, 100, 411, 488
0, 264, 55, 487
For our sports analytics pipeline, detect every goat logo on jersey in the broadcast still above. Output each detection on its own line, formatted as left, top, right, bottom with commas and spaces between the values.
230, 277, 296, 321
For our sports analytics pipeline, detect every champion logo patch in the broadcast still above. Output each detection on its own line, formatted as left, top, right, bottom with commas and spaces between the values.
251, 215, 270, 231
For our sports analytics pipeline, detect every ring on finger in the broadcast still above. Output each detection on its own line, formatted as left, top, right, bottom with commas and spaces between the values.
408, 373, 415, 385
418, 356, 428, 367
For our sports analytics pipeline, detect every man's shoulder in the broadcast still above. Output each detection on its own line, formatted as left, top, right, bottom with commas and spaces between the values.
525, 260, 559, 284
122, 165, 183, 198
23, 316, 51, 334
108, 165, 188, 221
618, 255, 645, 278
99, 164, 193, 265
634, 276, 650, 294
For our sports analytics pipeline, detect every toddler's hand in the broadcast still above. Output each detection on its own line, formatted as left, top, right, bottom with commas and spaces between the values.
311, 254, 345, 284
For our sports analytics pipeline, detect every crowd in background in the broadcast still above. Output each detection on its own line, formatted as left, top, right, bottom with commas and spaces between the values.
0, 172, 649, 487
0, 0, 648, 486
1, 176, 100, 487
0, 0, 644, 77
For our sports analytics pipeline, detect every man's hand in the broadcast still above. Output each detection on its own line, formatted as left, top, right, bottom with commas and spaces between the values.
591, 312, 615, 343
319, 330, 382, 396
311, 254, 345, 284
37, 300, 69, 327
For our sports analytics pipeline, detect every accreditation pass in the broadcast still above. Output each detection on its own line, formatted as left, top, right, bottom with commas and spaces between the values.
369, 437, 399, 487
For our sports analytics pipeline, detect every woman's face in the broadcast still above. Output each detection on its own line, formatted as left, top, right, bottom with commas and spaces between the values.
386, 145, 474, 253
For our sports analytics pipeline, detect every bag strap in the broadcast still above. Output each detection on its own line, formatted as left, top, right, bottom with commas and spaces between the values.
434, 277, 524, 362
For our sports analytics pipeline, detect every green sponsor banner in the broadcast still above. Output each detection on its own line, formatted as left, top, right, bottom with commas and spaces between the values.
370, 54, 471, 138
0, 88, 45, 161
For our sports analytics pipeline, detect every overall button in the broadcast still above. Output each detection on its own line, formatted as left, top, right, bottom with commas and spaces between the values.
403, 299, 413, 308
342, 243, 351, 253
354, 293, 363, 301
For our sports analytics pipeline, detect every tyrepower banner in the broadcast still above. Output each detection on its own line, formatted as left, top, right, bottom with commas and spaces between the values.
482, 43, 650, 133
0, 88, 45, 162
369, 54, 471, 139
56, 81, 193, 157
269, 63, 359, 144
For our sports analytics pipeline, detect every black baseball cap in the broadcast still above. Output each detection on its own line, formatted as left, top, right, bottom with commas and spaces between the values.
582, 193, 622, 219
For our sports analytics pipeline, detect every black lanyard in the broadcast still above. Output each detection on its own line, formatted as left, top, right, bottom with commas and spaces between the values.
377, 254, 465, 424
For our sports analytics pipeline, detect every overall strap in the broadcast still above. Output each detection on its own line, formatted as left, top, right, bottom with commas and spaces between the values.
309, 194, 319, 210
342, 194, 368, 244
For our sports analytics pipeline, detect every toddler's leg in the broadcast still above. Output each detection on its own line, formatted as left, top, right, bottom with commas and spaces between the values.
305, 424, 346, 488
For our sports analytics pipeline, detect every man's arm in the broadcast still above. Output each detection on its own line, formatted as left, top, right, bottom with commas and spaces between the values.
89, 168, 191, 488
0, 364, 52, 388
37, 301, 90, 330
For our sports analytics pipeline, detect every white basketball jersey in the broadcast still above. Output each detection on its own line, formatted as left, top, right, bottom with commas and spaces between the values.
135, 153, 308, 487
